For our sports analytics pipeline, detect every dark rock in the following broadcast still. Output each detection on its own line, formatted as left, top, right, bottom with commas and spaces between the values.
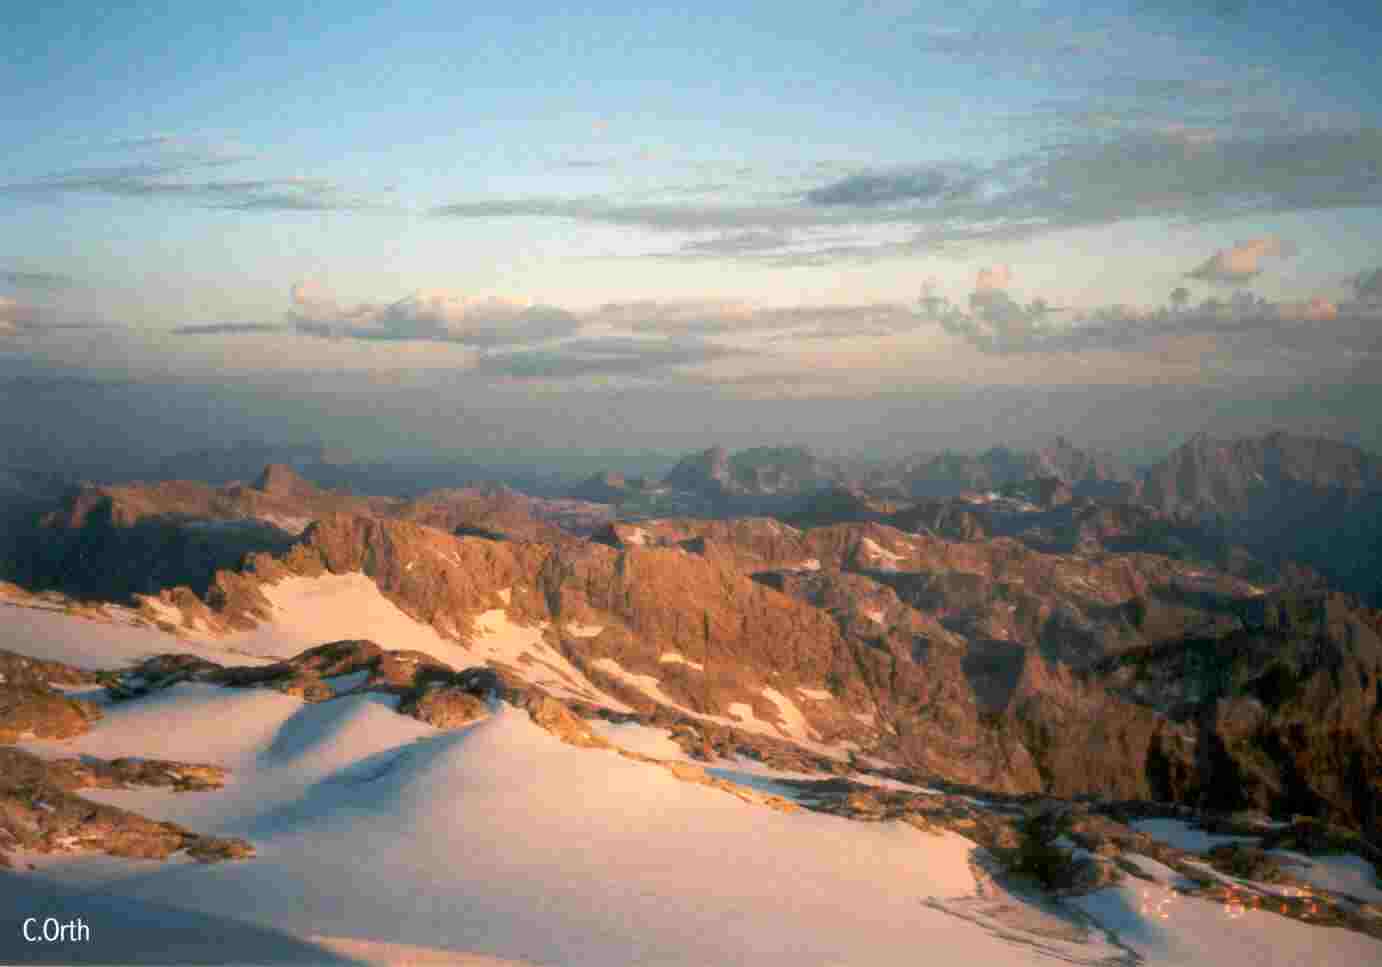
106, 653, 224, 699
0, 680, 101, 742
399, 686, 488, 729
521, 694, 609, 748
277, 639, 383, 678
456, 665, 531, 704
370, 650, 454, 691
0, 650, 96, 688
0, 748, 251, 867
1206, 844, 1285, 882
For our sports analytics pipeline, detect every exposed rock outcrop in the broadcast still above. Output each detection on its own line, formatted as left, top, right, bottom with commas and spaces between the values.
0, 747, 251, 868
0, 670, 101, 743
399, 686, 488, 729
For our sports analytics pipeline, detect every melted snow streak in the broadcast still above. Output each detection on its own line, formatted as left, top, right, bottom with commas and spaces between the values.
923, 894, 1140, 966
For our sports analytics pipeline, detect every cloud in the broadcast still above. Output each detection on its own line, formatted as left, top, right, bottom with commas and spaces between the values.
288, 283, 581, 347
931, 279, 1376, 366
1, 269, 75, 291
0, 297, 35, 332
591, 300, 756, 334
585, 300, 926, 342
107, 134, 179, 150
434, 127, 1382, 264
1186, 237, 1297, 283
679, 231, 793, 256
804, 166, 974, 207
1276, 297, 1338, 322
1353, 267, 1382, 304
478, 336, 741, 382
171, 322, 288, 336
1, 158, 364, 213
922, 266, 1071, 354
975, 265, 1013, 292
432, 197, 851, 232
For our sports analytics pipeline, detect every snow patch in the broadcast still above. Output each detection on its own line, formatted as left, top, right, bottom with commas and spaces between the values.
659, 652, 705, 671
1270, 851, 1382, 905
469, 609, 629, 710
219, 573, 626, 711
587, 721, 689, 760
760, 687, 816, 743
1132, 818, 1258, 854
323, 669, 371, 696
727, 702, 759, 726
0, 600, 276, 671
592, 657, 680, 707
860, 537, 905, 564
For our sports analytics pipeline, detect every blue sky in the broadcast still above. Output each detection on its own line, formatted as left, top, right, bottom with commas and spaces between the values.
2, 1, 1381, 462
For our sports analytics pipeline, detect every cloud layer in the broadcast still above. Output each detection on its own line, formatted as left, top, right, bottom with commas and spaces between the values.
287, 283, 581, 347
804, 166, 975, 207
1, 269, 74, 291
429, 127, 1382, 264
929, 261, 1376, 368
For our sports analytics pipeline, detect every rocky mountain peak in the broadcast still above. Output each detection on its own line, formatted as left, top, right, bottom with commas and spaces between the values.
252, 463, 320, 499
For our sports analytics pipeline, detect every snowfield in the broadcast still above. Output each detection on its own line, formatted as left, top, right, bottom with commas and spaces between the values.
3, 598, 1381, 965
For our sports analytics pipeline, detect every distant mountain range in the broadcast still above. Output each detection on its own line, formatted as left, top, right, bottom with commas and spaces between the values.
566, 433, 1381, 604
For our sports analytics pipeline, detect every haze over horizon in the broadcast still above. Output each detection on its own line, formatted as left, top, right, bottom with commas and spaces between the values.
4, 1, 1382, 472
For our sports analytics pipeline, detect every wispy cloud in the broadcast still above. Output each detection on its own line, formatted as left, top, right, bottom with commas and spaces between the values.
106, 133, 181, 151
678, 231, 793, 256
2, 147, 368, 213
803, 165, 977, 207
1, 268, 75, 290
1353, 267, 1382, 304
432, 126, 1382, 263
171, 322, 288, 336
477, 336, 742, 382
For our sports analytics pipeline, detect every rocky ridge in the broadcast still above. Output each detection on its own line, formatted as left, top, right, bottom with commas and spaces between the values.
100, 501, 1376, 846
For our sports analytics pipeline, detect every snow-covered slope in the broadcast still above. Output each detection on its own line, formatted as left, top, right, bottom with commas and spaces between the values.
0, 597, 275, 670
4, 648, 1378, 965
4, 594, 1381, 966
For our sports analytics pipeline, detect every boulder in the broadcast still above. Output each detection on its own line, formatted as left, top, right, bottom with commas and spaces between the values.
370, 650, 455, 690
522, 694, 609, 749
0, 681, 101, 742
0, 650, 95, 688
0, 748, 252, 866
400, 686, 488, 729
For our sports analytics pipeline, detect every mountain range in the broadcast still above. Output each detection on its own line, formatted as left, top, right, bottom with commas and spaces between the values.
1, 429, 1380, 963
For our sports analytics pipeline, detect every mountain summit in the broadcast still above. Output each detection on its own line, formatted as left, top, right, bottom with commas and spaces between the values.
252, 463, 322, 499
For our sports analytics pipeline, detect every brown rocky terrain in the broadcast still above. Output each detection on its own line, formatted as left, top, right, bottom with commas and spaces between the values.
106, 505, 1344, 825
5, 608, 1379, 939
0, 747, 251, 868
7, 446, 1381, 857
0, 651, 102, 743
2, 465, 610, 606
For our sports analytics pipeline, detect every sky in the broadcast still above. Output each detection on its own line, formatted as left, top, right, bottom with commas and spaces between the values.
2, 0, 1381, 470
